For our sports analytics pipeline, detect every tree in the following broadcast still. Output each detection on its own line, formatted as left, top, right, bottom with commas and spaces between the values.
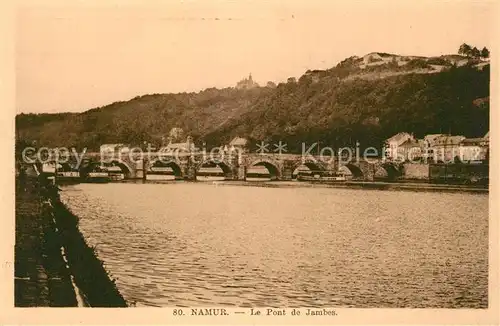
480, 47, 490, 59
458, 43, 472, 57
266, 81, 277, 88
168, 127, 185, 143
471, 47, 481, 58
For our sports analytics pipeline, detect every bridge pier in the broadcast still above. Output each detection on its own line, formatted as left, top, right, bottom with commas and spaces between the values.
133, 159, 148, 180
223, 171, 235, 181
280, 162, 295, 181
364, 163, 376, 181
143, 158, 148, 181
183, 162, 197, 181
236, 165, 246, 181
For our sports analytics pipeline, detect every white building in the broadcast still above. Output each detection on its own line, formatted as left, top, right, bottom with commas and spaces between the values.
385, 132, 415, 161
460, 134, 489, 162
100, 143, 126, 153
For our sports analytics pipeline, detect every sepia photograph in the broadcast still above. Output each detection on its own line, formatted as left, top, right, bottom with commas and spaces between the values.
2, 0, 499, 323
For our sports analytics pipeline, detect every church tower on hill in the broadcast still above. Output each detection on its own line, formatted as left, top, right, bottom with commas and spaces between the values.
235, 73, 259, 90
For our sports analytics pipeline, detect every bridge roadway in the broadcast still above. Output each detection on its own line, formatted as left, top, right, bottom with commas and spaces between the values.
51, 150, 403, 181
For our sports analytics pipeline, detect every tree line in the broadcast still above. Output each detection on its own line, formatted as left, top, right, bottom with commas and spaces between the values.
458, 43, 489, 59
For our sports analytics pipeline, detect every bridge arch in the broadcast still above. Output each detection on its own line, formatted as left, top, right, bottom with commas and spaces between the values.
340, 163, 364, 180
375, 162, 402, 181
56, 162, 73, 172
195, 159, 233, 180
105, 160, 133, 178
291, 160, 327, 178
78, 160, 102, 177
248, 158, 282, 180
149, 159, 183, 179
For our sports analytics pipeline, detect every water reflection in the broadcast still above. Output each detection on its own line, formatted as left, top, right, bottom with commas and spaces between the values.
60, 183, 488, 308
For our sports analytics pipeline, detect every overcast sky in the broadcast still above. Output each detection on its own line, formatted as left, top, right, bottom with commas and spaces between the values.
16, 0, 496, 114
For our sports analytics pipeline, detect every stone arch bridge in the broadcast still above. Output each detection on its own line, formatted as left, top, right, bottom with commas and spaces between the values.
60, 151, 403, 181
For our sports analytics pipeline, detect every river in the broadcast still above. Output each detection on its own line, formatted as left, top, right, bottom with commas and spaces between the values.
59, 182, 488, 308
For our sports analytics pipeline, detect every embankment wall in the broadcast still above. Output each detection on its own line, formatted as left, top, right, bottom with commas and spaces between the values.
46, 185, 128, 307
402, 163, 430, 180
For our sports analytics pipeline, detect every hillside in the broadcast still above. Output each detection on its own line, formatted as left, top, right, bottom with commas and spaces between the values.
16, 53, 490, 152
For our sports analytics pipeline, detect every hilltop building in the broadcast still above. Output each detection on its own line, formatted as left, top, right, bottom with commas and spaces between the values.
360, 52, 405, 69
235, 73, 259, 90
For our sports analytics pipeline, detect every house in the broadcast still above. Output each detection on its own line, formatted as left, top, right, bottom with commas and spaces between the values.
360, 52, 400, 68
460, 138, 487, 162
399, 139, 424, 161
460, 133, 489, 162
423, 134, 444, 146
431, 135, 466, 162
385, 132, 415, 161
229, 136, 248, 147
421, 134, 444, 160
225, 137, 249, 154
304, 70, 325, 83
100, 144, 131, 157
159, 136, 198, 153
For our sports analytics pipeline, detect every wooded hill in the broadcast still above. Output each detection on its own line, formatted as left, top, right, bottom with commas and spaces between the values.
16, 53, 490, 153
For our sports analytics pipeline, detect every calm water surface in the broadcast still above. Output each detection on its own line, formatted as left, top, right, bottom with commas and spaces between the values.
60, 183, 488, 308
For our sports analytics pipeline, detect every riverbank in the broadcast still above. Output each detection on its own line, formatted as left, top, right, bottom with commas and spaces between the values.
15, 173, 127, 307
116, 178, 489, 194
15, 177, 77, 306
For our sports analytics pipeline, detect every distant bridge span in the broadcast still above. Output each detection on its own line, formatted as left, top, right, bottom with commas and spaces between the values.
56, 150, 403, 181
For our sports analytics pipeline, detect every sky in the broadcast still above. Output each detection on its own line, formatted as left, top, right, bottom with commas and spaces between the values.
16, 0, 496, 113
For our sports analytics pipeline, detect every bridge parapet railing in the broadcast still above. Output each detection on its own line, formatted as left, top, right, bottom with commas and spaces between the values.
51, 150, 380, 164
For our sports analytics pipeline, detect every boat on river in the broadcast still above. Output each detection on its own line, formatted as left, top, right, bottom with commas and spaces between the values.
103, 166, 125, 181
297, 171, 347, 182
85, 172, 110, 183
56, 171, 81, 185
83, 165, 110, 183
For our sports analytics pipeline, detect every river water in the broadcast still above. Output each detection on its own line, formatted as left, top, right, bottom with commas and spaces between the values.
59, 182, 488, 308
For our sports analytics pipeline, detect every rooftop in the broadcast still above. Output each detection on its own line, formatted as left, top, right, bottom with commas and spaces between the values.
424, 134, 444, 140
461, 138, 487, 145
423, 134, 445, 146
160, 142, 198, 152
434, 135, 465, 146
229, 137, 248, 147
400, 139, 423, 148
387, 132, 413, 143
